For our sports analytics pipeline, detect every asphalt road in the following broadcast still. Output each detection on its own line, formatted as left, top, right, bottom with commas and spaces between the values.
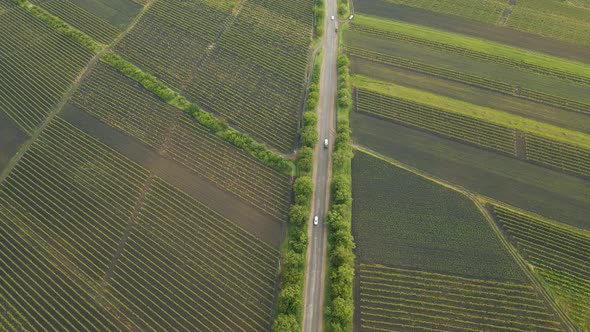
302, 0, 338, 330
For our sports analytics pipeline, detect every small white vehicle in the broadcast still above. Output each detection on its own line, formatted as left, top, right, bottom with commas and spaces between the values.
324, 138, 329, 149
314, 216, 319, 225
331, 15, 334, 20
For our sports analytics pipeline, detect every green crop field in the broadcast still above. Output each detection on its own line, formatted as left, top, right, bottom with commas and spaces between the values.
0, 0, 94, 134
0, 117, 280, 330
350, 151, 568, 331
70, 62, 292, 220
352, 151, 523, 280
492, 205, 590, 330
348, 2, 590, 330
116, 0, 313, 152
358, 264, 563, 332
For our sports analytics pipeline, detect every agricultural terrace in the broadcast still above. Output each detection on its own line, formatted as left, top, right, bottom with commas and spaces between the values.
358, 264, 564, 331
29, 0, 142, 43
70, 62, 292, 220
351, 151, 523, 280
371, 0, 590, 46
493, 205, 590, 330
116, 0, 314, 152
0, 117, 280, 330
0, 0, 94, 134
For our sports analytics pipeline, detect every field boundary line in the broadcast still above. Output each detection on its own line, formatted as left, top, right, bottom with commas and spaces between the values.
351, 144, 578, 331
96, 174, 155, 301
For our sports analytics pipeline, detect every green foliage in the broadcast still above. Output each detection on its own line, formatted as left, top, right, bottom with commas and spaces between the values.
293, 176, 313, 206
13, 0, 103, 53
272, 314, 300, 332
326, 52, 355, 332
314, 0, 325, 39
297, 147, 314, 175
101, 53, 292, 174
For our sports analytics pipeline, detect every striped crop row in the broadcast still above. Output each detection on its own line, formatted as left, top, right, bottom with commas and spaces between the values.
493, 206, 590, 329
356, 88, 516, 154
358, 263, 563, 332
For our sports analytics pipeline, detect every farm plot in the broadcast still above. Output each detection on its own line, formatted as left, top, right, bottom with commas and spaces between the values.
351, 151, 523, 280
358, 264, 564, 332
351, 15, 590, 86
0, 111, 29, 174
0, 116, 282, 330
350, 58, 590, 135
36, 0, 121, 43
507, 0, 590, 46
380, 0, 508, 24
186, 0, 313, 152
0, 117, 148, 331
31, 0, 141, 29
71, 62, 292, 220
525, 134, 590, 178
106, 178, 280, 331
356, 88, 516, 155
115, 0, 234, 88
351, 112, 590, 231
346, 47, 590, 115
493, 206, 590, 330
0, 2, 94, 134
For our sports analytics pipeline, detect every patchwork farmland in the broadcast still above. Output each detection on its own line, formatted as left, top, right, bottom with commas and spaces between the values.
348, 0, 590, 331
2, 0, 590, 329
0, 0, 315, 330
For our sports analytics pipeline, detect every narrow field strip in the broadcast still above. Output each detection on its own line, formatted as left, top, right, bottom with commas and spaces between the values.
347, 47, 590, 116
356, 88, 516, 154
359, 264, 563, 331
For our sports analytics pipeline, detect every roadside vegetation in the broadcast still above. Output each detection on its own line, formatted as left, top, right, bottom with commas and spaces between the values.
272, 51, 322, 332
325, 52, 355, 332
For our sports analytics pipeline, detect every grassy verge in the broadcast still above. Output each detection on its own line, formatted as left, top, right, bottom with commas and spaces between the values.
353, 14, 590, 79
10, 0, 103, 53
100, 52, 293, 175
272, 51, 322, 331
353, 75, 590, 149
314, 0, 325, 38
325, 50, 355, 331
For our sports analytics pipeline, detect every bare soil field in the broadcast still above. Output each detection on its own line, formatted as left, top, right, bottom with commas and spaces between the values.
0, 112, 29, 174
354, 0, 590, 64
61, 106, 284, 248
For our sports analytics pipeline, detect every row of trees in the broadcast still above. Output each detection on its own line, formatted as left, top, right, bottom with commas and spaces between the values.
325, 54, 355, 332
272, 51, 322, 332
100, 53, 293, 174
11, 0, 103, 53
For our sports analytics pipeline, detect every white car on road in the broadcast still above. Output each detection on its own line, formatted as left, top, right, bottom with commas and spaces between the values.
331, 15, 334, 20
314, 216, 319, 225
324, 138, 329, 149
